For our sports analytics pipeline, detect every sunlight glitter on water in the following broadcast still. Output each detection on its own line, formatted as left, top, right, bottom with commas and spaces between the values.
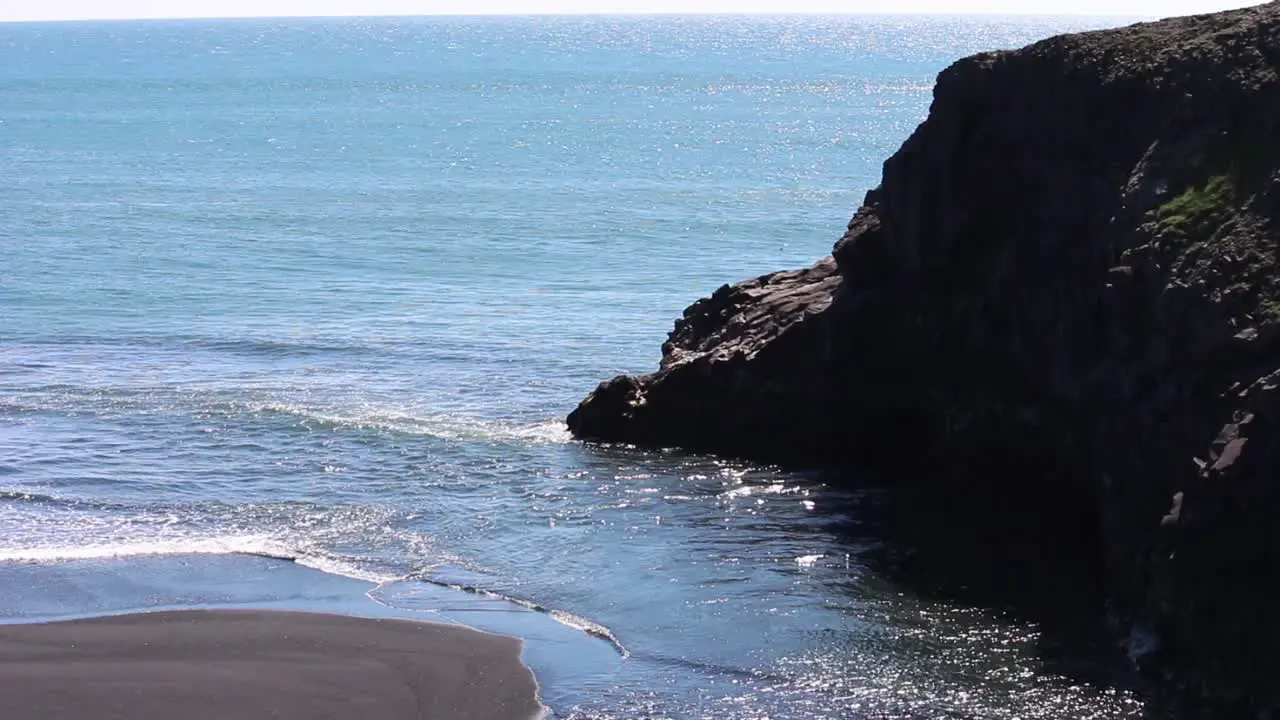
0, 13, 1150, 719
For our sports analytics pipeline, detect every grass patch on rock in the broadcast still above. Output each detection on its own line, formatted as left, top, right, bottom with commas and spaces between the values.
1156, 174, 1238, 237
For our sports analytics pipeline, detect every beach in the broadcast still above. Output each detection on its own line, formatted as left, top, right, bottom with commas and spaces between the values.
0, 608, 543, 720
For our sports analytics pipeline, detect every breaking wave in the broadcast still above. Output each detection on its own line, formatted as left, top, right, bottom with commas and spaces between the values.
0, 535, 399, 584
411, 574, 630, 658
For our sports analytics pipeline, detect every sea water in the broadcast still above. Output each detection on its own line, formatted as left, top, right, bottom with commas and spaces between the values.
1, 15, 1145, 718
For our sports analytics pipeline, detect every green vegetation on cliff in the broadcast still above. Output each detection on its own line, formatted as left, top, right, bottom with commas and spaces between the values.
1156, 174, 1237, 237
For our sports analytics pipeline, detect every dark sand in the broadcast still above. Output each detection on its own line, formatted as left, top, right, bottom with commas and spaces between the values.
0, 609, 544, 720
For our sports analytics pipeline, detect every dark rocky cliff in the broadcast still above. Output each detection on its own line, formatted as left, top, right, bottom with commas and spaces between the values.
569, 3, 1280, 715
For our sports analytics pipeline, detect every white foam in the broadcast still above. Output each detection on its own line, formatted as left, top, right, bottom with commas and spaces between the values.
0, 535, 290, 563
293, 553, 401, 584
546, 608, 630, 658
0, 536, 399, 584
249, 402, 571, 444
723, 483, 801, 499
3, 377, 571, 446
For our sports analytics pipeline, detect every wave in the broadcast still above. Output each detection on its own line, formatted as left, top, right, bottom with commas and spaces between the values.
0, 534, 626, 657
0, 386, 571, 445
0, 536, 399, 584
0, 361, 54, 376
0, 490, 147, 514
235, 402, 573, 444
9, 334, 375, 358
0, 490, 69, 507
181, 337, 374, 357
412, 575, 629, 657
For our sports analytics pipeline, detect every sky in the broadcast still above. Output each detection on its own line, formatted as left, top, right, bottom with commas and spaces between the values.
0, 0, 1263, 22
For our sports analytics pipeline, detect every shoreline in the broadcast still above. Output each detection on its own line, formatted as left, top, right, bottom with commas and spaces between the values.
0, 608, 545, 720
0, 552, 626, 717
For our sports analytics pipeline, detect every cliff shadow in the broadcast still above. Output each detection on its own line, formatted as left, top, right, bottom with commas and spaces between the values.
818, 462, 1149, 701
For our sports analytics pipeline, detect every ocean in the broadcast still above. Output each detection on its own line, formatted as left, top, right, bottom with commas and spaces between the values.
1, 14, 1144, 719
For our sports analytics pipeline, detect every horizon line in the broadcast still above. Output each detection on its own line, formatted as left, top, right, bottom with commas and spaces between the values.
0, 10, 1160, 24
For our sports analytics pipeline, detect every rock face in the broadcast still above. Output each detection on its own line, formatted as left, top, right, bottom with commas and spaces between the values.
568, 4, 1280, 715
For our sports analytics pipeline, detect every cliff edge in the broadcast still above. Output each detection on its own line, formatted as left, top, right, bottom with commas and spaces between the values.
569, 3, 1280, 714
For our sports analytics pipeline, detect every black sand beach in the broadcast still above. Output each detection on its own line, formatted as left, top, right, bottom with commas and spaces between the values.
0, 609, 544, 720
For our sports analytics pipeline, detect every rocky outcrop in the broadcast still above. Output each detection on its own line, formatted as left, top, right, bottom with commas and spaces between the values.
568, 3, 1280, 715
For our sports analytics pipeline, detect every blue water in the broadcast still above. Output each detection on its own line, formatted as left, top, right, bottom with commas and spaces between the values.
1, 14, 1147, 719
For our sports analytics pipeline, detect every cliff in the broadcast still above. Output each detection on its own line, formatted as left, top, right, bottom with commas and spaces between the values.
568, 3, 1280, 715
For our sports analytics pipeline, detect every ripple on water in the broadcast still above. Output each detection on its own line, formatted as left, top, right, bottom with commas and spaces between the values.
1, 13, 1150, 719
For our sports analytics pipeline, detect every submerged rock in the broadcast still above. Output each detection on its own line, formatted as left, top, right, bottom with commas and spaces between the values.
569, 3, 1280, 715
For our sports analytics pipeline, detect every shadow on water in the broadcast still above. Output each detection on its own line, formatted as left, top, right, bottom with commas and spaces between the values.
816, 463, 1154, 707
566, 440, 1155, 717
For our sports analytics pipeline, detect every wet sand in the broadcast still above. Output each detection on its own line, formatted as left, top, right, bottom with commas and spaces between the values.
0, 609, 543, 720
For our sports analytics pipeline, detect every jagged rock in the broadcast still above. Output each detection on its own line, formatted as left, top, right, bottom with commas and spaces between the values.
569, 259, 847, 462
568, 3, 1280, 714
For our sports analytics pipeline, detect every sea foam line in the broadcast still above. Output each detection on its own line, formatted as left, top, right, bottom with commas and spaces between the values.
3, 386, 573, 445
415, 576, 630, 658
0, 536, 398, 584
251, 404, 572, 444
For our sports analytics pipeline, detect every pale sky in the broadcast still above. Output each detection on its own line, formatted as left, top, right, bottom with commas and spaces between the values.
0, 0, 1263, 22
